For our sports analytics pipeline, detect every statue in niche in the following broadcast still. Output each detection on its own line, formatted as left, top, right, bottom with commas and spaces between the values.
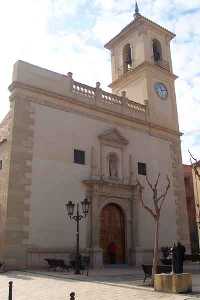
108, 153, 118, 178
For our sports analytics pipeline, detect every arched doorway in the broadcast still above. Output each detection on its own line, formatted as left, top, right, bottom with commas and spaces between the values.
100, 203, 125, 264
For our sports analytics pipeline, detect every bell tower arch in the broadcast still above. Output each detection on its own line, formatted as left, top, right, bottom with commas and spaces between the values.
105, 3, 179, 132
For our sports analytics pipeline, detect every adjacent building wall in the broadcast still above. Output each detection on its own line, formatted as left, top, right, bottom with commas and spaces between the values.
192, 163, 200, 251
183, 164, 199, 254
27, 101, 179, 266
0, 112, 12, 262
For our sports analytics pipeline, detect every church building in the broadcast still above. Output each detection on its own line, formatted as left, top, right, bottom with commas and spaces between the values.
0, 5, 190, 269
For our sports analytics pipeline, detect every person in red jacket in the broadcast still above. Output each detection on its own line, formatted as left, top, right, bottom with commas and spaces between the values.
108, 241, 117, 264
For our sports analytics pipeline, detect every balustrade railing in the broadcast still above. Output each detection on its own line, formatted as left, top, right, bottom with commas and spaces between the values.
152, 57, 170, 71
127, 100, 146, 113
101, 90, 122, 106
72, 81, 95, 99
71, 79, 147, 120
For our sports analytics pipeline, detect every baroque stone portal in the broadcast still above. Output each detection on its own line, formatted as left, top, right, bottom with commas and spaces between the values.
83, 179, 139, 267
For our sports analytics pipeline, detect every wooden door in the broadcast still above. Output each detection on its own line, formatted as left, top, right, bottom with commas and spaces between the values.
100, 203, 125, 264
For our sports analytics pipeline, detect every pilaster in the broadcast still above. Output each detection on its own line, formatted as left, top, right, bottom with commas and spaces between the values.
170, 141, 190, 250
4, 95, 35, 268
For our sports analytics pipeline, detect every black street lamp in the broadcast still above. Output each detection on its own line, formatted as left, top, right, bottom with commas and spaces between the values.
65, 198, 90, 274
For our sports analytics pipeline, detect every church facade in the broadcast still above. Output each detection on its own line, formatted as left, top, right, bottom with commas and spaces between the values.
0, 9, 190, 269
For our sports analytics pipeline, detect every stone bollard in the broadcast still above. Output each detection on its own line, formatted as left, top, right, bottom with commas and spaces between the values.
70, 292, 75, 300
8, 281, 13, 300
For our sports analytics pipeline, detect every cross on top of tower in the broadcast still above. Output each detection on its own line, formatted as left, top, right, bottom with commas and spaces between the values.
135, 1, 139, 14
134, 1, 140, 18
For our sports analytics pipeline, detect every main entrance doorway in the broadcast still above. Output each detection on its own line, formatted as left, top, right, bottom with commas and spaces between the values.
100, 203, 125, 264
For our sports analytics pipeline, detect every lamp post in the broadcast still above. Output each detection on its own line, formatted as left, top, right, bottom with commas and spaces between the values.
65, 198, 90, 274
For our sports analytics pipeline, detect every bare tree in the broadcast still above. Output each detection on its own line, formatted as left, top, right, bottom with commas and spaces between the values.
189, 150, 200, 181
137, 173, 170, 285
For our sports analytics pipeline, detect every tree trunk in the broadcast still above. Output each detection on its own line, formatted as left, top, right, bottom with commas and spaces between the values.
151, 218, 159, 286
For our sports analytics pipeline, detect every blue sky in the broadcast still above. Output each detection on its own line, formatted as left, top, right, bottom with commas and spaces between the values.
0, 0, 199, 163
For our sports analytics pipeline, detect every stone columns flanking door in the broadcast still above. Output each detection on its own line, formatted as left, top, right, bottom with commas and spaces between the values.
83, 178, 139, 268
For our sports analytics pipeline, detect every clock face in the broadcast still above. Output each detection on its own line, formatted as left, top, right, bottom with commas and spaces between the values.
154, 82, 168, 99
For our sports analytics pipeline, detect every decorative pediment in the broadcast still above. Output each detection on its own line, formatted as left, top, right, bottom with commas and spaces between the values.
98, 128, 128, 146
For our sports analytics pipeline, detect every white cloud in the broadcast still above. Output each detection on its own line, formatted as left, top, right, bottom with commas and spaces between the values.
0, 0, 50, 119
0, 0, 199, 163
49, 0, 87, 17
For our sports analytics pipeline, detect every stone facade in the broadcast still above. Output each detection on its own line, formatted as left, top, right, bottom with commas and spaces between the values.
183, 164, 199, 253
192, 163, 200, 250
0, 11, 190, 268
0, 112, 11, 263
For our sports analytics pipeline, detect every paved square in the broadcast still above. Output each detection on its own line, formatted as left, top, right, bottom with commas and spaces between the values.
0, 269, 200, 300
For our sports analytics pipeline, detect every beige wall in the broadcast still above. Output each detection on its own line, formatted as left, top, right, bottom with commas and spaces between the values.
113, 77, 148, 105
2, 59, 189, 268
147, 68, 179, 131
0, 142, 9, 259
112, 65, 179, 132
29, 102, 178, 254
0, 113, 11, 261
192, 166, 200, 248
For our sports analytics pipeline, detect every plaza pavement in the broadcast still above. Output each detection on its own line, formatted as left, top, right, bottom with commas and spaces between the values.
0, 266, 200, 300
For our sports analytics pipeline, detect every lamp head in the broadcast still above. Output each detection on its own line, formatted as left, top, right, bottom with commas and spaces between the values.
81, 198, 90, 216
66, 201, 75, 218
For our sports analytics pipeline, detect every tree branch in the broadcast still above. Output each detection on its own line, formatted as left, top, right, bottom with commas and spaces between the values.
188, 149, 198, 163
146, 174, 154, 192
142, 203, 157, 219
137, 179, 156, 219
159, 175, 171, 210
154, 173, 160, 191
188, 150, 200, 180
138, 173, 170, 286
136, 178, 143, 190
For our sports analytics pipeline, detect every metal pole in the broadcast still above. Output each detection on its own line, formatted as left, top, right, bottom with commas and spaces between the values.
70, 292, 75, 300
8, 281, 13, 300
75, 204, 80, 275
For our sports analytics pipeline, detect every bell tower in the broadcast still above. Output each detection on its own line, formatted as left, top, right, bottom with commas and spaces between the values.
104, 3, 179, 132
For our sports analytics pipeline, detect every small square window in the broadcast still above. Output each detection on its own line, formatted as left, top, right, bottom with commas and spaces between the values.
138, 162, 146, 176
0, 160, 2, 170
74, 149, 85, 165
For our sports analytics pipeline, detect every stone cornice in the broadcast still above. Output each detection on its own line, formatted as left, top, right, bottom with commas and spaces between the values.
109, 61, 178, 89
83, 178, 136, 199
9, 81, 182, 141
83, 178, 137, 189
27, 247, 77, 253
98, 128, 129, 145
105, 15, 175, 50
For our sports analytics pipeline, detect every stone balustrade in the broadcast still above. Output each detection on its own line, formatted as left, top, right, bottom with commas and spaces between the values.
72, 81, 95, 99
71, 77, 147, 121
151, 57, 170, 72
10, 61, 147, 122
